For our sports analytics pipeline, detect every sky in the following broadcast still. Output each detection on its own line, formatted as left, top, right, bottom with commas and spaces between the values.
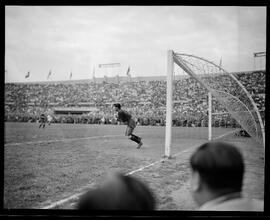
5, 6, 267, 82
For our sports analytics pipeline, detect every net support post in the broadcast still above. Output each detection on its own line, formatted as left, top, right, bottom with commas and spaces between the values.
165, 50, 174, 158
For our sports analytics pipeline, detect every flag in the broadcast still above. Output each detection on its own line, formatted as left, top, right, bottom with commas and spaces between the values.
254, 52, 266, 57
47, 70, 52, 80
219, 57, 222, 71
25, 71, 30, 78
69, 71, 72, 80
126, 66, 131, 77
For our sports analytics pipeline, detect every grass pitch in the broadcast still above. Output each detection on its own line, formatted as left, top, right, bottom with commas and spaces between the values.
4, 122, 264, 210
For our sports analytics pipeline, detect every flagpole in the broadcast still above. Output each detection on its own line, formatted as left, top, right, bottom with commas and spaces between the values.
92, 66, 96, 84
5, 69, 8, 82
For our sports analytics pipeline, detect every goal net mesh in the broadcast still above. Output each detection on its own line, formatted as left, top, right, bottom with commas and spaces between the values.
172, 52, 264, 147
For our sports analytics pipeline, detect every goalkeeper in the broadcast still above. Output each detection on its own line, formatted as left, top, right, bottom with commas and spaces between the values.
39, 113, 46, 129
113, 103, 143, 149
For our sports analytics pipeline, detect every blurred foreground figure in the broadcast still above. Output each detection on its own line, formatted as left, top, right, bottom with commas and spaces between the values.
189, 141, 263, 211
77, 172, 156, 210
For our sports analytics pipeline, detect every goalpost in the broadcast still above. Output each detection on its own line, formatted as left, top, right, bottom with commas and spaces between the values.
165, 50, 173, 158
165, 53, 216, 158
164, 50, 265, 158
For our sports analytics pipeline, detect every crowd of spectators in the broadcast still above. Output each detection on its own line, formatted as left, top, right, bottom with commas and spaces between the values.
5, 71, 265, 127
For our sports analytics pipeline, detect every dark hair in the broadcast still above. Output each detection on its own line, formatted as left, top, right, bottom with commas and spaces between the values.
113, 103, 121, 109
190, 141, 245, 192
77, 173, 155, 210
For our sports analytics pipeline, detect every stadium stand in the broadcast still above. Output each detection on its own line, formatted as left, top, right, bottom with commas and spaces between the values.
5, 71, 265, 127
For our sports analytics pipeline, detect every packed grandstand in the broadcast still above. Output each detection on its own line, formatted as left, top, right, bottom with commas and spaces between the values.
5, 70, 265, 128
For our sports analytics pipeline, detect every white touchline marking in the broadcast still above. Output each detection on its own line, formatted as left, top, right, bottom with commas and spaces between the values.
125, 160, 163, 176
41, 183, 97, 209
40, 129, 237, 209
172, 129, 239, 157
42, 192, 85, 209
212, 129, 239, 140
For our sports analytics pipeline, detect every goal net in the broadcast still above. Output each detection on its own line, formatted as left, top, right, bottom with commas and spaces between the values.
165, 50, 265, 157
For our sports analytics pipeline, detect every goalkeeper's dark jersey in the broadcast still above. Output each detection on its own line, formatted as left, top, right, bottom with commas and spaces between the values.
117, 110, 131, 122
40, 114, 46, 122
40, 114, 46, 120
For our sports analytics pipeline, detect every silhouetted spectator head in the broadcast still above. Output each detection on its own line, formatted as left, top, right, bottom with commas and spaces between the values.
77, 172, 156, 210
189, 141, 245, 207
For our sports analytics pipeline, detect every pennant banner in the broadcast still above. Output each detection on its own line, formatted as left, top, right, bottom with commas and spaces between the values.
47, 70, 52, 80
25, 71, 30, 78
126, 66, 131, 77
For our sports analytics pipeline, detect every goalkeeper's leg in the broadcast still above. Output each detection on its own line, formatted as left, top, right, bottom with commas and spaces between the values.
39, 120, 43, 129
126, 126, 143, 149
130, 134, 143, 149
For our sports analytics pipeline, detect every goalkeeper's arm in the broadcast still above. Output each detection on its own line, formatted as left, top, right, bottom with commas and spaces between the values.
114, 113, 119, 121
114, 114, 128, 125
114, 114, 122, 125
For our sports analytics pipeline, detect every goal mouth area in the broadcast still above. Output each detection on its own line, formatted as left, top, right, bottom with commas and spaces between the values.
164, 50, 264, 158
172, 51, 264, 148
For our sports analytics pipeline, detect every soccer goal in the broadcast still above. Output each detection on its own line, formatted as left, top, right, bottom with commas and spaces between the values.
164, 50, 265, 158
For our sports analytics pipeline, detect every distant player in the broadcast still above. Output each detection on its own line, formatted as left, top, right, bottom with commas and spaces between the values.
47, 114, 53, 125
39, 113, 46, 129
113, 103, 143, 149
